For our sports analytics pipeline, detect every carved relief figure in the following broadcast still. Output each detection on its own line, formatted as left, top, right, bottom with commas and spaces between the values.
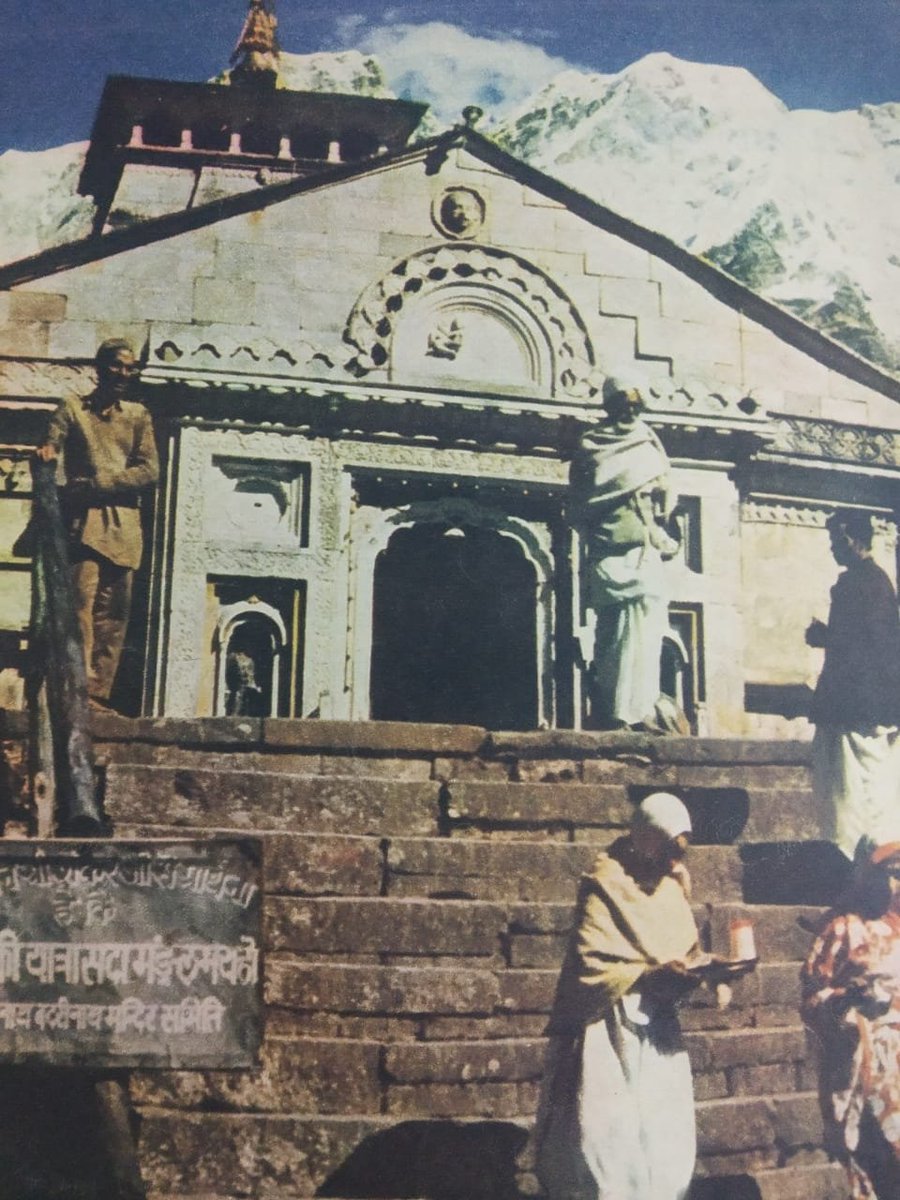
569, 373, 681, 730
426, 318, 464, 360
434, 187, 485, 239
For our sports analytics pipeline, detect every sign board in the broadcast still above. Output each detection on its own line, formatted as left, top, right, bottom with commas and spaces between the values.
0, 838, 262, 1068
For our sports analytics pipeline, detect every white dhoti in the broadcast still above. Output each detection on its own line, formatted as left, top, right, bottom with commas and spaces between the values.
812, 724, 900, 859
589, 545, 668, 726
535, 997, 696, 1200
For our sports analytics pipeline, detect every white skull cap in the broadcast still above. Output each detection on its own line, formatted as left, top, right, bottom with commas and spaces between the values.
632, 792, 692, 839
601, 369, 647, 405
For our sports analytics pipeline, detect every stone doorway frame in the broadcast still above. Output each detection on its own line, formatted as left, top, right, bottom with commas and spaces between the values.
346, 491, 559, 729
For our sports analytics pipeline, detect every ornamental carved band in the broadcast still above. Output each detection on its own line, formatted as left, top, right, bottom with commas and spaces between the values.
342, 244, 596, 397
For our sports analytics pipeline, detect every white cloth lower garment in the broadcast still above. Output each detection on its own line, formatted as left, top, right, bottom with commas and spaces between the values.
812, 724, 900, 860
535, 997, 696, 1200
588, 544, 669, 726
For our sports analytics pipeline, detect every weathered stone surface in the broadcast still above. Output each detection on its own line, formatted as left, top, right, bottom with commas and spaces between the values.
106, 765, 442, 835
262, 719, 487, 755
385, 1081, 540, 1118
265, 959, 501, 1015
384, 1039, 545, 1084
496, 969, 557, 1013
445, 780, 631, 827
422, 1014, 548, 1040
316, 755, 433, 781
507, 935, 567, 969
772, 1092, 825, 1149
513, 759, 582, 783
95, 716, 263, 747
264, 833, 384, 895
131, 1038, 381, 1113
684, 1027, 807, 1071
752, 1163, 847, 1200
265, 897, 507, 956
139, 1110, 264, 1194
730, 1062, 798, 1097
653, 739, 812, 766
385, 838, 595, 902
687, 845, 744, 902
433, 756, 510, 782
695, 1097, 776, 1154
741, 788, 822, 842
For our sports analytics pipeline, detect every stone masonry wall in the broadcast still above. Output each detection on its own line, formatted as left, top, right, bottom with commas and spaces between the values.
0, 716, 844, 1198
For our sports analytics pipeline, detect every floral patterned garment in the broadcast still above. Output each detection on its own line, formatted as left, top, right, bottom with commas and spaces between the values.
801, 910, 900, 1199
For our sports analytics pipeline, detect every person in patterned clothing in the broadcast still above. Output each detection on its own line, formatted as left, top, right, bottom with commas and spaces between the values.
801, 840, 900, 1199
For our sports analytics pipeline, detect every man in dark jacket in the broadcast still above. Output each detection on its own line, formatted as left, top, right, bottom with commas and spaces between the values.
806, 509, 900, 857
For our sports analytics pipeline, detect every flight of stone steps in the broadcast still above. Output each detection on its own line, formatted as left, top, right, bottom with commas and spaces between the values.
5, 714, 854, 1199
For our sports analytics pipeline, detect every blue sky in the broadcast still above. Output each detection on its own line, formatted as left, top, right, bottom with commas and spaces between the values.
2, 1, 899, 151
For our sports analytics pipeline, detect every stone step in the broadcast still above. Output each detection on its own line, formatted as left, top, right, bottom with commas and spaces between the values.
444, 778, 822, 844
263, 896, 821, 964
104, 764, 443, 835
137, 1110, 531, 1199
137, 1101, 832, 1198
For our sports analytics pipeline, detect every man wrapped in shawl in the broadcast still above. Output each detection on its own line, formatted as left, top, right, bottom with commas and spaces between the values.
535, 793, 702, 1200
801, 840, 900, 1199
570, 373, 681, 730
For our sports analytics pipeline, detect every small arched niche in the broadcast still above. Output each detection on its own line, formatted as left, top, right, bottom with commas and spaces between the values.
214, 602, 286, 717
389, 285, 552, 396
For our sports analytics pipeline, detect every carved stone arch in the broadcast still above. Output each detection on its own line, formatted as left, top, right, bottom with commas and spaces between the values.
213, 600, 287, 717
343, 244, 597, 399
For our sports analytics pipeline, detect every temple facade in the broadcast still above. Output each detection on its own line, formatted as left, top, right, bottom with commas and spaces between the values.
1, 43, 899, 736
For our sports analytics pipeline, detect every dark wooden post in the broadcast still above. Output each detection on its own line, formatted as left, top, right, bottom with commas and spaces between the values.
27, 458, 104, 835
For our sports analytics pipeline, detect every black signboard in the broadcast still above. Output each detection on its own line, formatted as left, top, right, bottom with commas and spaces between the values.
0, 838, 262, 1068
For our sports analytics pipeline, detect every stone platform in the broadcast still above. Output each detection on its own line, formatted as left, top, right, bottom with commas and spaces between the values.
0, 716, 850, 1198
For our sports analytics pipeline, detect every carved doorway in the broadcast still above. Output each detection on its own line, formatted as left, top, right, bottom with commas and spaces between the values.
370, 524, 538, 729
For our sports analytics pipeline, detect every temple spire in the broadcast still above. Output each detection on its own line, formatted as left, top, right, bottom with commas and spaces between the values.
230, 0, 280, 87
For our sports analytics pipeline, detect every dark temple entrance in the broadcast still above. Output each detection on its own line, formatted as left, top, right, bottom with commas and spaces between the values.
370, 525, 539, 729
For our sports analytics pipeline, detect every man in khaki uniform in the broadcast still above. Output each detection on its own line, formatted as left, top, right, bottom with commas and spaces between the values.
37, 339, 159, 708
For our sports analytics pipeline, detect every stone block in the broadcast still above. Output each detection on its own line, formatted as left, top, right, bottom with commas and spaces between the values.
496, 969, 557, 1013
262, 719, 486, 755
433, 757, 510, 782
695, 1097, 775, 1154
96, 716, 263, 746
422, 1015, 548, 1041
740, 788, 821, 842
253, 1114, 392, 1198
507, 935, 567, 969
9, 292, 66, 322
131, 1037, 381, 1114
445, 780, 631, 827
265, 960, 501, 1015
384, 1039, 545, 1084
264, 833, 384, 896
582, 230, 652, 280
105, 764, 442, 836
193, 277, 257, 324
385, 838, 594, 902
513, 759, 582, 784
385, 1081, 540, 1119
730, 1062, 798, 1097
685, 1027, 807, 1071
693, 1070, 729, 1101
772, 1093, 825, 1150
138, 1111, 264, 1195
316, 756, 433, 781
0, 321, 49, 356
687, 846, 744, 902
752, 1163, 849, 1200
598, 276, 661, 319
265, 897, 507, 957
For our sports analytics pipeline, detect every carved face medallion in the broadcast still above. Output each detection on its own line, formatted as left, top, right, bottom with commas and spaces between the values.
433, 187, 486, 239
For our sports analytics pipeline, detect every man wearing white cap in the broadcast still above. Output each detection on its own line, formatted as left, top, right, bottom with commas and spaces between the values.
535, 792, 702, 1199
570, 372, 681, 729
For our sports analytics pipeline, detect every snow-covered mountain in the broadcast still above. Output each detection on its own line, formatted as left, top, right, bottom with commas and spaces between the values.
1, 48, 897, 371
494, 53, 900, 370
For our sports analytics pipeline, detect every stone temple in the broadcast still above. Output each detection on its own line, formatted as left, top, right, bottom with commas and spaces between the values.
1, 8, 899, 1200
0, 12, 898, 737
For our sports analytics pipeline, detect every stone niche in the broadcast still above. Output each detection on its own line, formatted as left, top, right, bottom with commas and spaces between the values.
204, 457, 310, 547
